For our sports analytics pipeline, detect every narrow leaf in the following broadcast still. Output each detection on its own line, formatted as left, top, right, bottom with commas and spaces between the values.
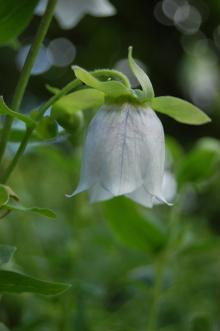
0, 245, 16, 266
0, 97, 35, 127
72, 66, 132, 98
128, 46, 154, 99
152, 96, 211, 125
5, 204, 56, 219
0, 270, 71, 295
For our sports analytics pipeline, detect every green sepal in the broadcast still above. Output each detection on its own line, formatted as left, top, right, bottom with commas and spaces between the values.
0, 97, 35, 127
151, 96, 211, 125
128, 46, 154, 99
72, 66, 133, 98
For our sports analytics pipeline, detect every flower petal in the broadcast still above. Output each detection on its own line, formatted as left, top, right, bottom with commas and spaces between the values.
89, 183, 113, 203
72, 104, 165, 203
126, 185, 153, 208
138, 108, 165, 197
85, 104, 154, 196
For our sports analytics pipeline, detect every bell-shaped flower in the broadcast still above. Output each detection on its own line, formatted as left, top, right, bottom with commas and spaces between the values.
71, 103, 167, 207
66, 47, 210, 207
36, 0, 116, 29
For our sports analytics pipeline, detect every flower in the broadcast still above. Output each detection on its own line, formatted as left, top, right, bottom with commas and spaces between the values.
69, 103, 168, 208
36, 0, 116, 30
64, 46, 210, 207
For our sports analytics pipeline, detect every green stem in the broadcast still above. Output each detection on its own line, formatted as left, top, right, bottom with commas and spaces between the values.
2, 69, 128, 183
146, 207, 179, 331
0, 0, 57, 165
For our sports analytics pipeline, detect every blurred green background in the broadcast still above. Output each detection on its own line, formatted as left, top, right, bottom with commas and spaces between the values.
1, 0, 220, 330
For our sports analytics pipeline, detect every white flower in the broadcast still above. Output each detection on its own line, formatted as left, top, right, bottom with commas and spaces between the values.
36, 0, 116, 29
69, 103, 170, 208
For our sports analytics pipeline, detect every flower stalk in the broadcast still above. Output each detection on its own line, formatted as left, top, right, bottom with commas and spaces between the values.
0, 0, 58, 166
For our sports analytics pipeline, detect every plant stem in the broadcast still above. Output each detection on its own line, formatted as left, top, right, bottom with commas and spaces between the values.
146, 253, 167, 331
146, 207, 179, 331
1, 69, 128, 183
0, 0, 57, 165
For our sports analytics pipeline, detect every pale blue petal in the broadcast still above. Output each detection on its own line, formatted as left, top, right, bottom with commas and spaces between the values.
126, 186, 153, 208
89, 183, 113, 203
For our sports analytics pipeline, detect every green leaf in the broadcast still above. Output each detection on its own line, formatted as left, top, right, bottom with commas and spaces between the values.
177, 138, 220, 187
35, 116, 58, 139
72, 66, 132, 98
0, 185, 9, 207
0, 270, 71, 295
0, 0, 39, 45
0, 245, 16, 266
151, 96, 211, 125
5, 204, 56, 219
0, 97, 35, 127
103, 197, 166, 252
128, 46, 154, 99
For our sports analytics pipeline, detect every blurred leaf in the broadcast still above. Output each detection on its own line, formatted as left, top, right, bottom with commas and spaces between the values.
0, 0, 38, 44
5, 204, 56, 219
128, 46, 154, 99
103, 197, 167, 252
35, 116, 58, 139
180, 238, 220, 256
73, 66, 132, 98
190, 313, 213, 331
152, 96, 211, 125
177, 138, 220, 187
165, 136, 184, 163
0, 97, 35, 126
0, 245, 16, 265
0, 323, 10, 331
0, 270, 71, 295
0, 185, 9, 207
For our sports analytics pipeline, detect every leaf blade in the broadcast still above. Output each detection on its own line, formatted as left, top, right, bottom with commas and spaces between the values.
0, 270, 71, 295
152, 96, 211, 125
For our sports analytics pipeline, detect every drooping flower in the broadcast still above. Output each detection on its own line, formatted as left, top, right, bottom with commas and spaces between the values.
72, 104, 166, 207
65, 47, 210, 208
36, 0, 116, 30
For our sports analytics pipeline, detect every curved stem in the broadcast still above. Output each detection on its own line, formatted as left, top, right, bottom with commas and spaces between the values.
0, 0, 57, 165
93, 69, 131, 88
2, 69, 128, 183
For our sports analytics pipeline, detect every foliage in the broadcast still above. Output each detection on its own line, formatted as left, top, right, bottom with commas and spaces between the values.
0, 0, 220, 330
